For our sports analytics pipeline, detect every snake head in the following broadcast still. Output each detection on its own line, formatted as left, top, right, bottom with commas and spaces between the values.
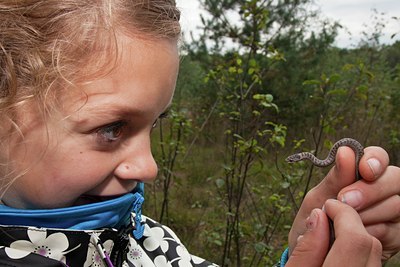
285, 153, 302, 163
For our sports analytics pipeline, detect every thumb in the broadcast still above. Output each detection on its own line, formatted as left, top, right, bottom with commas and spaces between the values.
316, 146, 358, 199
289, 147, 358, 250
286, 209, 330, 267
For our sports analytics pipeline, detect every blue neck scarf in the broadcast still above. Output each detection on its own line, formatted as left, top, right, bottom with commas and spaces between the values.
0, 183, 145, 233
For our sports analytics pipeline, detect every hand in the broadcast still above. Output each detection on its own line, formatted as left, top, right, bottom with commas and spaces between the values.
286, 199, 382, 267
288, 145, 400, 261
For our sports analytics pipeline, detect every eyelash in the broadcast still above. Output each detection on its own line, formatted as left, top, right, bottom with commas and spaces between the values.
96, 121, 127, 144
152, 110, 170, 128
95, 110, 170, 144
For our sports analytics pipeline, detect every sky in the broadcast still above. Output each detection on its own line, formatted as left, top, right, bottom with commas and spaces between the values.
176, 0, 400, 48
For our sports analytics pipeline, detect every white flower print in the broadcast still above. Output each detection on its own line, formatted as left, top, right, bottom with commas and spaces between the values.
126, 236, 157, 266
142, 220, 194, 266
4, 247, 34, 260
191, 254, 218, 266
83, 234, 114, 267
154, 255, 172, 267
5, 229, 70, 262
175, 245, 192, 266
191, 255, 205, 264
143, 225, 169, 252
161, 224, 182, 244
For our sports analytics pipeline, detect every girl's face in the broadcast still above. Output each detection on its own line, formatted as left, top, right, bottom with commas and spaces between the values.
2, 35, 179, 209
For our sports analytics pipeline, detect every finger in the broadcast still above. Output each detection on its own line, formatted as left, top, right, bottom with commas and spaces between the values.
288, 146, 359, 249
323, 199, 382, 267
292, 147, 358, 227
366, 248, 383, 267
366, 222, 400, 261
338, 166, 400, 210
359, 146, 389, 182
286, 209, 330, 267
316, 146, 359, 195
358, 195, 400, 224
298, 146, 359, 219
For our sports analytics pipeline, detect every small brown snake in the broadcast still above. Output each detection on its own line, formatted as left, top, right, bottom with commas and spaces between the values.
286, 137, 365, 246
286, 137, 364, 180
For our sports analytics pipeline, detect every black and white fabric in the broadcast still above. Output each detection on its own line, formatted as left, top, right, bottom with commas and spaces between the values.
0, 215, 218, 267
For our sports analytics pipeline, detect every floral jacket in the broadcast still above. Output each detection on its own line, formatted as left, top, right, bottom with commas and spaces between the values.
0, 191, 218, 267
0, 216, 218, 267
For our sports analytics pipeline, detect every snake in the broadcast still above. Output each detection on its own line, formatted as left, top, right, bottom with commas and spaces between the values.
286, 137, 365, 247
286, 137, 364, 180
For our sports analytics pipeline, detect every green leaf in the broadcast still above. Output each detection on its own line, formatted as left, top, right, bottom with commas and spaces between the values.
356, 85, 368, 94
327, 89, 347, 96
328, 73, 340, 83
228, 66, 237, 73
254, 242, 267, 253
303, 79, 320, 86
281, 181, 290, 189
249, 58, 257, 67
216, 178, 225, 188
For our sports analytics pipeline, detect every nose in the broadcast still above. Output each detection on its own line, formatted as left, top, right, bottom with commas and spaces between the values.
114, 140, 158, 182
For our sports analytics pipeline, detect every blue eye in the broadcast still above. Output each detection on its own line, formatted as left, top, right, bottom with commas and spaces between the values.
96, 121, 126, 143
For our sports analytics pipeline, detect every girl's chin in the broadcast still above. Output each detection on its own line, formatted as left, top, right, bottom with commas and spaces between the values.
73, 194, 127, 206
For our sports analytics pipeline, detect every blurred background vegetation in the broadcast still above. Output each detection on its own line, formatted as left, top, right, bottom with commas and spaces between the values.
145, 0, 400, 265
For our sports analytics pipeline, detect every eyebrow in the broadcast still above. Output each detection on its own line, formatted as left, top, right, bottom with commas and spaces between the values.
69, 101, 172, 126
70, 105, 139, 125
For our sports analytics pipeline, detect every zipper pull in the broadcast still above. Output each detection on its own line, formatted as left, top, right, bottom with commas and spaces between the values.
131, 193, 145, 240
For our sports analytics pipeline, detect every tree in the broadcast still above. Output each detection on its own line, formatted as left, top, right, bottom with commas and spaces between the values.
182, 0, 340, 265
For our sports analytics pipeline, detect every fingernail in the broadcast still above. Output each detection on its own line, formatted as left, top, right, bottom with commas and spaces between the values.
341, 190, 362, 208
322, 198, 337, 212
367, 158, 381, 178
306, 209, 319, 230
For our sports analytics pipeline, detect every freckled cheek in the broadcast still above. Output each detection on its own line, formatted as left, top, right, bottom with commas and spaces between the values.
52, 153, 115, 187
15, 148, 116, 206
65, 154, 115, 184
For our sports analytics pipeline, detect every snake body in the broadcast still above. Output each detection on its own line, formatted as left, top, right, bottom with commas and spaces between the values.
286, 137, 364, 180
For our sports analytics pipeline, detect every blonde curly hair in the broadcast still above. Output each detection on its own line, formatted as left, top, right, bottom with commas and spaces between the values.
0, 0, 180, 124
0, 0, 180, 185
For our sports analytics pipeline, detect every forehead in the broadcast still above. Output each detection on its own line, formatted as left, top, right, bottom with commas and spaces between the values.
62, 34, 179, 115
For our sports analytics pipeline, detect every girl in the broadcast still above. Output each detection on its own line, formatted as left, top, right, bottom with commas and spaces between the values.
0, 1, 399, 266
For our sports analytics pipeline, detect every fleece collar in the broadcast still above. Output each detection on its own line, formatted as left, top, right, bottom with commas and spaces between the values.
0, 189, 144, 231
